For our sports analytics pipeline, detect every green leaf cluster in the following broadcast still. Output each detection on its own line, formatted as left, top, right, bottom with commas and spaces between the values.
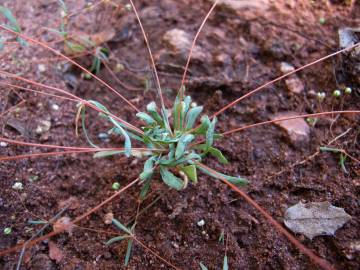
81, 87, 248, 196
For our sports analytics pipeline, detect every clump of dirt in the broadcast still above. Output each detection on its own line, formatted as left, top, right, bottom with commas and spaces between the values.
0, 0, 359, 269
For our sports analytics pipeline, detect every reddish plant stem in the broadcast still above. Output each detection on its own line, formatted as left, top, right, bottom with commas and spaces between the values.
0, 148, 155, 162
211, 42, 360, 119
0, 81, 78, 102
128, 0, 165, 111
180, 0, 219, 95
222, 110, 360, 137
195, 162, 334, 270
0, 70, 143, 134
0, 24, 140, 113
0, 178, 140, 257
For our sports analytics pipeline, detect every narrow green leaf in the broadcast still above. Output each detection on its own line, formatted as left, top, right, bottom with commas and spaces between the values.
57, 0, 68, 13
139, 179, 151, 200
183, 95, 192, 114
65, 40, 86, 53
223, 255, 228, 270
140, 157, 155, 181
81, 106, 98, 148
199, 262, 208, 270
88, 100, 132, 157
209, 147, 228, 164
181, 165, 197, 183
0, 6, 21, 32
112, 218, 131, 234
197, 165, 248, 186
0, 37, 4, 51
124, 239, 133, 266
146, 101, 163, 124
206, 117, 217, 148
93, 150, 124, 158
320, 146, 341, 153
185, 106, 203, 130
136, 112, 157, 125
105, 235, 129, 246
28, 220, 47, 225
160, 166, 184, 190
193, 115, 211, 135
175, 134, 195, 159
339, 153, 348, 174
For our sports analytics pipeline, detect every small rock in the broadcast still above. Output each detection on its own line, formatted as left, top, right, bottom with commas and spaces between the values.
51, 104, 59, 111
38, 64, 46, 73
104, 213, 114, 225
197, 219, 205, 227
172, 242, 179, 249
53, 217, 74, 234
0, 141, 8, 147
12, 182, 24, 190
36, 119, 51, 134
285, 77, 304, 94
163, 29, 207, 61
214, 53, 232, 66
29, 254, 56, 270
271, 112, 310, 145
98, 132, 109, 142
48, 241, 64, 263
58, 197, 80, 210
280, 62, 295, 74
213, 0, 270, 12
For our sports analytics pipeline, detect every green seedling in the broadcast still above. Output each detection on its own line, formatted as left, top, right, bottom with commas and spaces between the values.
200, 255, 228, 270
320, 146, 348, 174
3, 227, 12, 235
316, 92, 326, 102
83, 86, 248, 198
47, 1, 109, 74
344, 87, 352, 95
112, 182, 121, 190
333, 89, 341, 98
0, 5, 27, 48
106, 218, 134, 266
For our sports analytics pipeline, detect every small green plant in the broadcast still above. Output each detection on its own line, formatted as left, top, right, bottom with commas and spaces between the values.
47, 0, 110, 74
320, 146, 348, 174
0, 5, 27, 48
333, 89, 341, 98
82, 86, 248, 199
112, 182, 121, 190
106, 218, 135, 266
3, 227, 12, 235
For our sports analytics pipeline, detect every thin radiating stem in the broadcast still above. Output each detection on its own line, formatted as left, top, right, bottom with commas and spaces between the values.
0, 70, 143, 134
195, 162, 334, 270
128, 0, 165, 112
180, 0, 219, 95
0, 24, 140, 113
211, 43, 360, 119
0, 178, 140, 256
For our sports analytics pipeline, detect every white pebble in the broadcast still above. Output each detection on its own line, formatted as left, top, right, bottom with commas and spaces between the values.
51, 104, 60, 111
38, 64, 46, 73
197, 219, 205, 227
12, 182, 24, 190
0, 141, 8, 147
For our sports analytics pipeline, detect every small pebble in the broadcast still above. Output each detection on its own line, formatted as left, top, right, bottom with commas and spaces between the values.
12, 182, 24, 190
197, 219, 205, 227
0, 141, 8, 147
51, 104, 60, 111
38, 64, 46, 73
